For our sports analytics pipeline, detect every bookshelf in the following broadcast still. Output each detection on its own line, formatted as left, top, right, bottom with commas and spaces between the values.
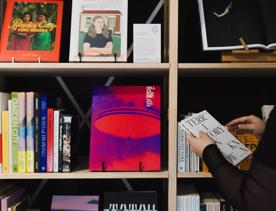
0, 0, 275, 210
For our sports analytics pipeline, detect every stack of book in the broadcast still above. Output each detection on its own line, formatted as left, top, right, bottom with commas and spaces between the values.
0, 92, 77, 173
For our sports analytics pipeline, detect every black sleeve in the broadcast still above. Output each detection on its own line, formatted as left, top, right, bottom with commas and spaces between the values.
254, 108, 276, 169
203, 144, 276, 211
83, 33, 91, 44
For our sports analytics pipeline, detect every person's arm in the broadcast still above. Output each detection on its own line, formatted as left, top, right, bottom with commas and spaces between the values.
83, 42, 101, 56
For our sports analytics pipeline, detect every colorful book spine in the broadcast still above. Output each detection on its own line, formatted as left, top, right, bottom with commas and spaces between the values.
8, 100, 12, 173
34, 94, 40, 172
2, 111, 9, 173
47, 108, 54, 172
39, 96, 47, 172
18, 92, 26, 173
58, 113, 64, 172
53, 110, 60, 173
11, 92, 18, 173
62, 115, 72, 172
26, 92, 34, 173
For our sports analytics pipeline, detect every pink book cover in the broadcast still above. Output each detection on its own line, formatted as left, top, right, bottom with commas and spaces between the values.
51, 195, 99, 211
89, 86, 161, 171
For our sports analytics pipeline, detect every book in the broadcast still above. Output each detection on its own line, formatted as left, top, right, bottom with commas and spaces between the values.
1, 188, 25, 211
58, 111, 64, 172
133, 24, 161, 63
26, 92, 34, 173
47, 108, 54, 172
62, 115, 72, 173
178, 122, 186, 172
51, 195, 99, 211
103, 191, 158, 211
89, 86, 161, 171
198, 0, 276, 51
17, 92, 26, 173
0, 0, 64, 62
34, 93, 40, 172
180, 110, 251, 166
53, 110, 60, 173
2, 111, 9, 173
9, 196, 28, 211
11, 92, 18, 173
69, 0, 128, 62
8, 100, 12, 173
39, 96, 47, 172
0, 92, 10, 173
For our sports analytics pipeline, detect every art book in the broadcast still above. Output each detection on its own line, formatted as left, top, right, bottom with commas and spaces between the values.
69, 0, 128, 62
180, 110, 251, 166
103, 191, 158, 211
51, 195, 99, 211
198, 0, 276, 51
0, 0, 63, 62
89, 86, 161, 171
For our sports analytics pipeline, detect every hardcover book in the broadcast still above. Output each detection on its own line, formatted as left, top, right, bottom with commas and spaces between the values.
39, 96, 47, 172
89, 86, 161, 171
51, 195, 99, 211
198, 0, 276, 51
69, 0, 128, 62
180, 110, 251, 166
103, 191, 158, 211
26, 92, 34, 173
11, 92, 18, 173
0, 0, 64, 62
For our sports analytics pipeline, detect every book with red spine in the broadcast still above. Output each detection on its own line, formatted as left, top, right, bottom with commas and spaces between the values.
47, 108, 54, 172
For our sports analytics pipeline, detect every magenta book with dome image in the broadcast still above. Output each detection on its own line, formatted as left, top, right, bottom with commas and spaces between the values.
89, 86, 161, 171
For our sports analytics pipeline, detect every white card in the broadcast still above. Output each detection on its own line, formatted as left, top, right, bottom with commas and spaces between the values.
133, 24, 161, 63
181, 110, 251, 166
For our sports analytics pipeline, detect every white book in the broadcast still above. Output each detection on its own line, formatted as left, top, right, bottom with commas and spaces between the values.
181, 110, 251, 166
133, 24, 161, 63
261, 105, 274, 122
69, 0, 128, 62
178, 123, 186, 172
53, 111, 60, 173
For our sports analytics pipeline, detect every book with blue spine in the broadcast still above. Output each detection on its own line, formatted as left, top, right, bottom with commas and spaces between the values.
39, 96, 47, 172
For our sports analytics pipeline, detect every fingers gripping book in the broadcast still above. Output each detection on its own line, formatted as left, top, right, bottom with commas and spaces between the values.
180, 110, 251, 166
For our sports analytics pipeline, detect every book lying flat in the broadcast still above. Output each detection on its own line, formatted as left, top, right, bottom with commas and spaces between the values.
198, 0, 276, 51
180, 110, 251, 166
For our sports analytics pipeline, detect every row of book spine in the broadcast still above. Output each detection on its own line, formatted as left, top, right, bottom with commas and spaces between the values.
178, 122, 206, 172
177, 184, 237, 211
0, 92, 74, 173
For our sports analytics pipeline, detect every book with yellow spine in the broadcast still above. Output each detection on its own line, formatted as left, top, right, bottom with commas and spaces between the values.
11, 92, 18, 173
2, 111, 9, 173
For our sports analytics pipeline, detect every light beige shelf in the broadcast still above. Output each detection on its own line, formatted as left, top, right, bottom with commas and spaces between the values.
0, 170, 169, 180
0, 63, 169, 76
179, 63, 276, 75
177, 172, 212, 179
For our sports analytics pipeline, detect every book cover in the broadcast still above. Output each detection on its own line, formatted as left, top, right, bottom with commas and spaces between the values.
11, 92, 18, 173
2, 111, 9, 173
103, 191, 158, 211
47, 108, 54, 172
181, 110, 251, 166
39, 96, 47, 172
198, 0, 276, 51
0, 0, 64, 62
89, 86, 161, 171
51, 195, 99, 211
8, 100, 12, 173
26, 92, 34, 173
69, 0, 128, 62
17, 92, 26, 173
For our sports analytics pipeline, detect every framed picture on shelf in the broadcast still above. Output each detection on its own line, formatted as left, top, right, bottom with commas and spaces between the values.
69, 0, 128, 62
0, 0, 64, 62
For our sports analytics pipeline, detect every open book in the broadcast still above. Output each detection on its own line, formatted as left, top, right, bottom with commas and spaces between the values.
198, 0, 276, 51
180, 110, 251, 166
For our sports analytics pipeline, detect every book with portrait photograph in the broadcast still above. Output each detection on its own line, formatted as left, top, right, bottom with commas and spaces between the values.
0, 0, 63, 62
69, 0, 128, 62
198, 0, 276, 51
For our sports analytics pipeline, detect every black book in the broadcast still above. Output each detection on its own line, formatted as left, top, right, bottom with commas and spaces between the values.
198, 0, 276, 51
102, 191, 158, 211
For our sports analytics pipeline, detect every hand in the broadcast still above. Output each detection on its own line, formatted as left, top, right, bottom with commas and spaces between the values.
186, 131, 215, 158
226, 115, 265, 139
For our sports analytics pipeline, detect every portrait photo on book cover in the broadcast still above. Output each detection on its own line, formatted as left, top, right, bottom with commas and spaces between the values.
8, 2, 57, 51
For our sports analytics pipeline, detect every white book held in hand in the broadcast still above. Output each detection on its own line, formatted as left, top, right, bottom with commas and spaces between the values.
180, 110, 251, 166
